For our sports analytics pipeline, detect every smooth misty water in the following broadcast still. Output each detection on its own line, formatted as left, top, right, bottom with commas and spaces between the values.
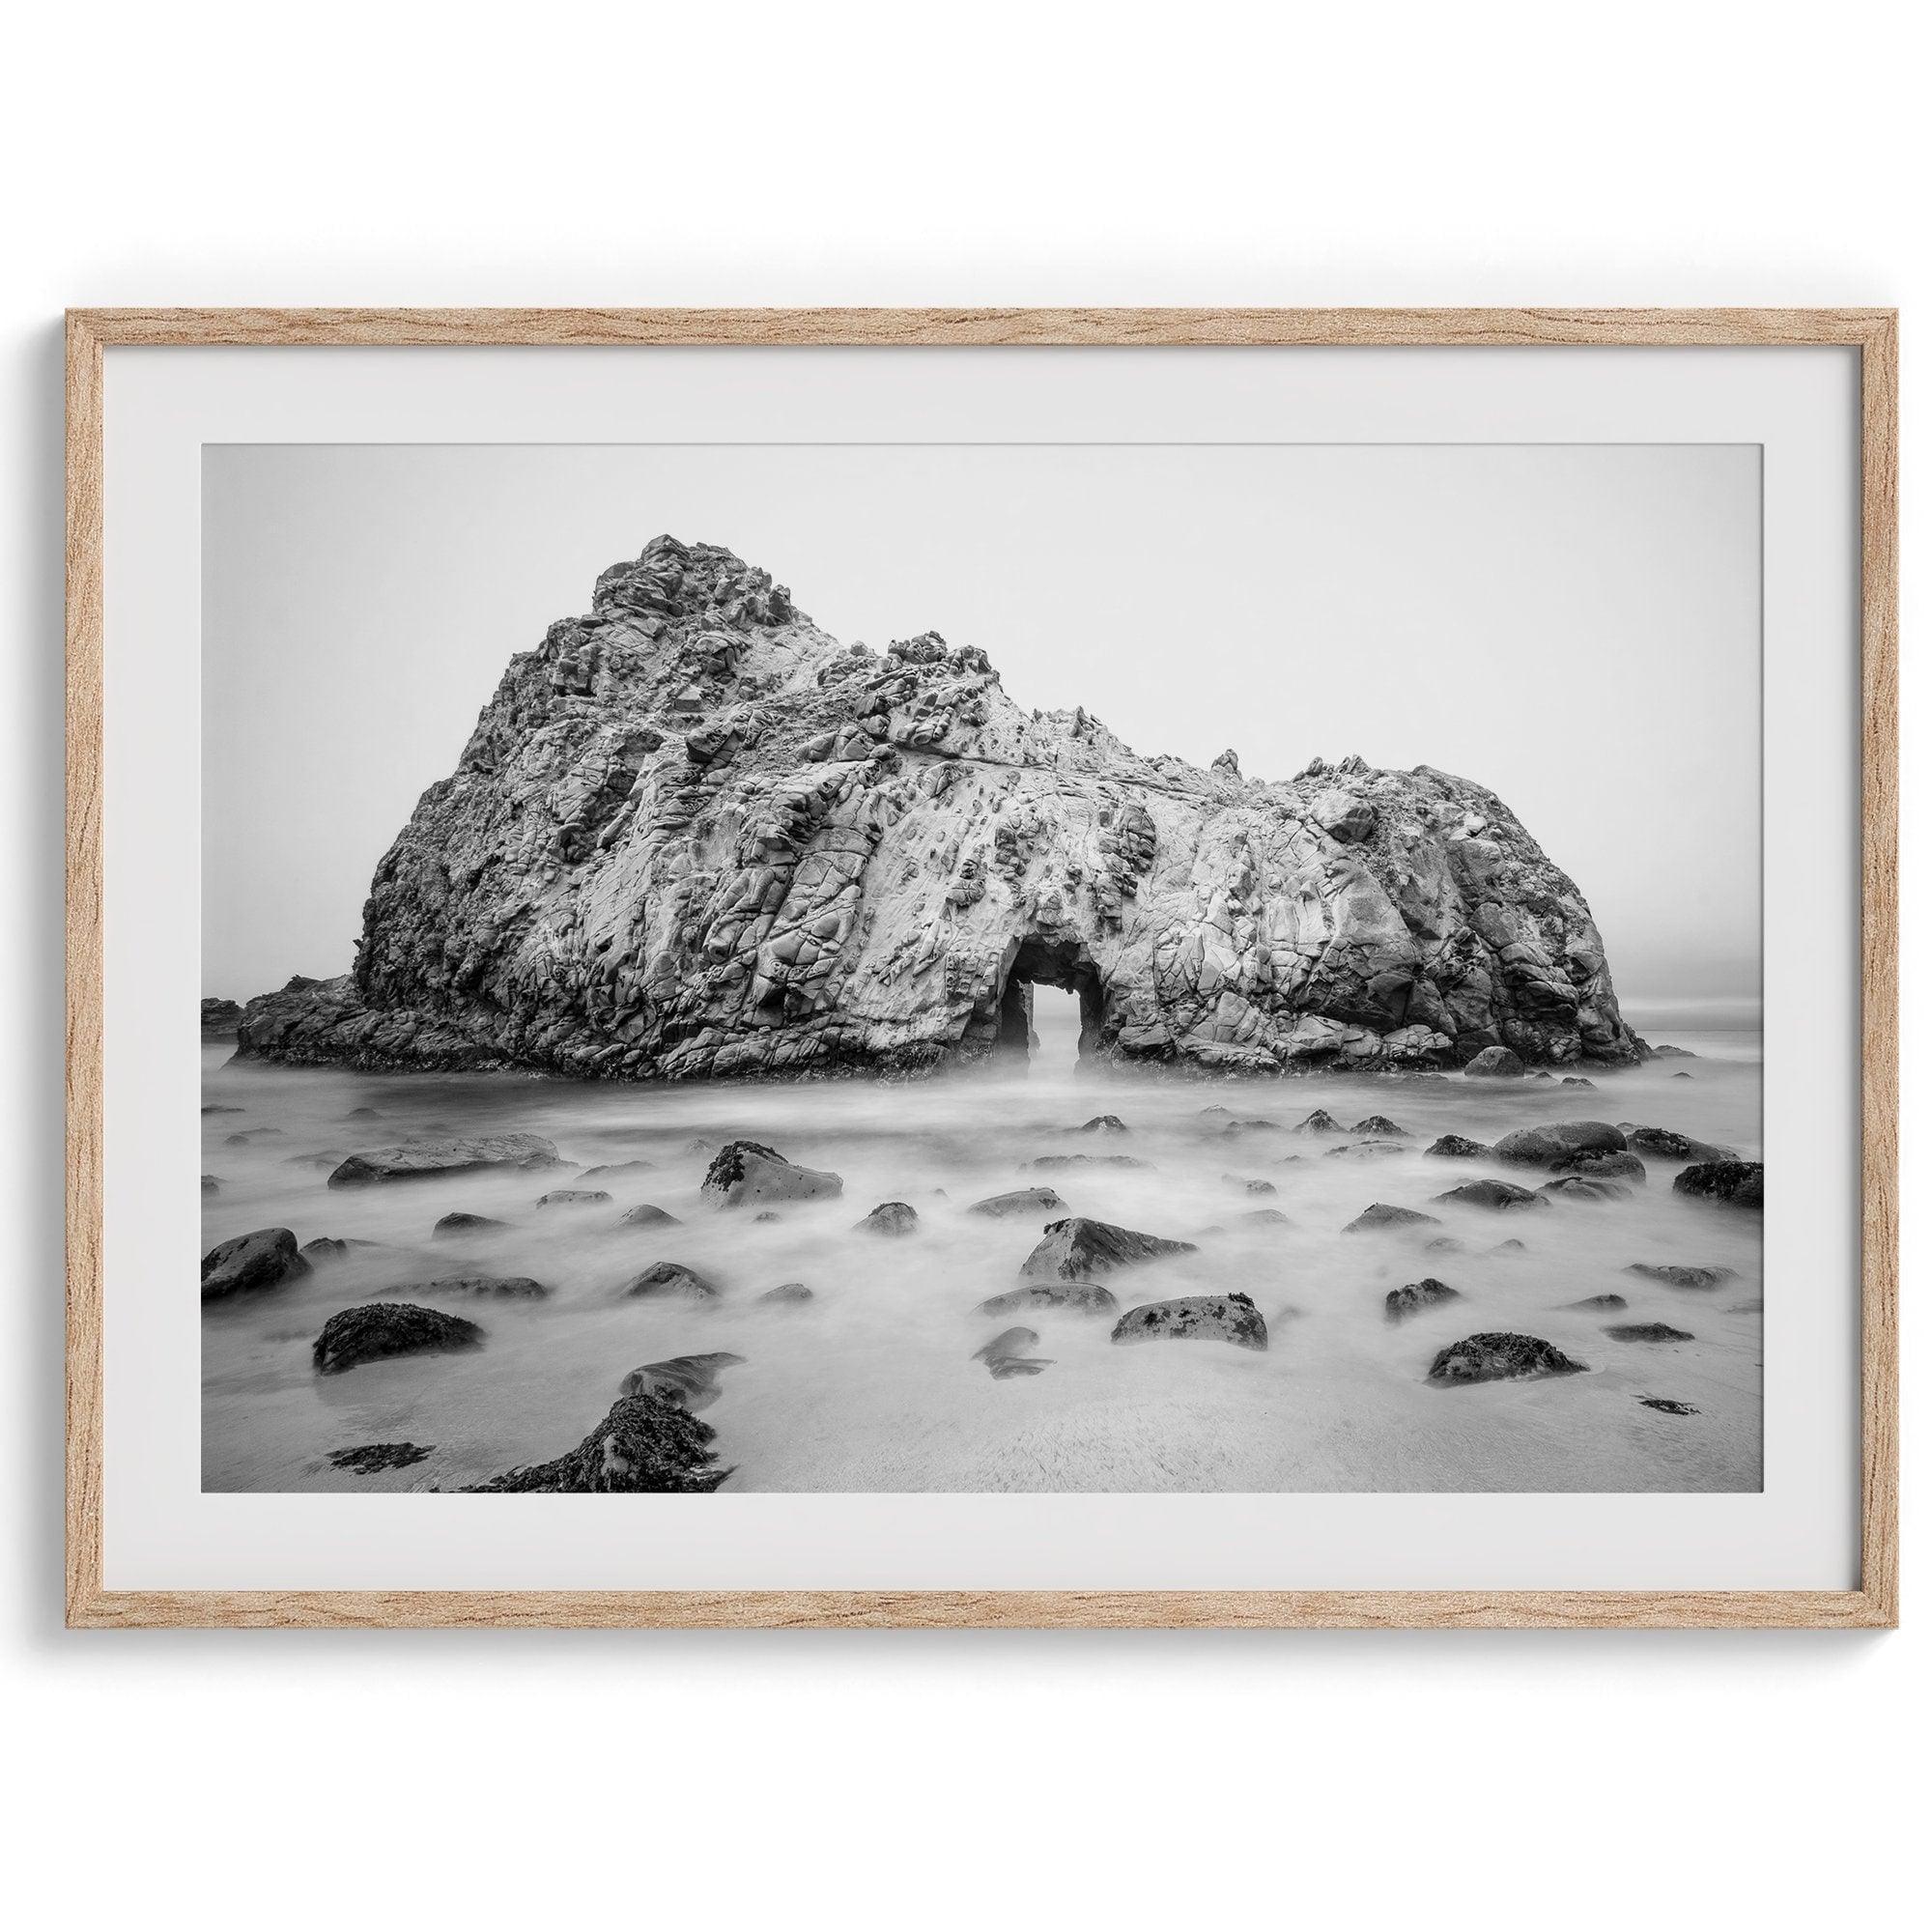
201, 1030, 1762, 1493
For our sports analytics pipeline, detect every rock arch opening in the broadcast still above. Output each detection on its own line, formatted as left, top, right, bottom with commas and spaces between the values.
993, 935, 1105, 1067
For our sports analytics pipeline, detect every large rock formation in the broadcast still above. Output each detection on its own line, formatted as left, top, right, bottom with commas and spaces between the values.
236, 536, 1640, 1081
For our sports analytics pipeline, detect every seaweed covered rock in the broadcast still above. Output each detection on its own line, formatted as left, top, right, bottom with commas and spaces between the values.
233, 537, 1642, 1083
1673, 1160, 1763, 1209
1385, 1277, 1463, 1322
469, 1393, 725, 1492
618, 1351, 746, 1409
312, 1302, 483, 1375
1426, 1332, 1588, 1385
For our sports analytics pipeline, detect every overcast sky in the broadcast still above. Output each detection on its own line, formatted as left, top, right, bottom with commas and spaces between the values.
204, 442, 1760, 1022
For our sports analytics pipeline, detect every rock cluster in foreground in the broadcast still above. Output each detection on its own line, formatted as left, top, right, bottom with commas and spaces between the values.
234, 535, 1642, 1080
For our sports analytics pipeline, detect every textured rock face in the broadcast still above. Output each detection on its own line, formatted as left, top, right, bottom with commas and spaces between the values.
327, 1133, 561, 1188
201, 1227, 310, 1302
312, 1302, 483, 1375
469, 1393, 725, 1493
1426, 1332, 1588, 1385
1111, 1293, 1269, 1350
235, 536, 1640, 1081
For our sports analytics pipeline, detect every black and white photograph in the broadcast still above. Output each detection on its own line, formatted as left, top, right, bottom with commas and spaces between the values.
199, 441, 1765, 1495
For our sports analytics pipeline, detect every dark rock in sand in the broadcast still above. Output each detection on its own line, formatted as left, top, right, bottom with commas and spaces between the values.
1673, 1160, 1763, 1209
757, 1281, 813, 1305
1385, 1278, 1462, 1322
1491, 1121, 1627, 1167
1538, 1175, 1634, 1203
312, 1301, 483, 1375
1025, 1152, 1150, 1171
1073, 1115, 1129, 1135
1018, 1216, 1196, 1283
977, 1282, 1120, 1318
201, 997, 243, 1037
1625, 1264, 1739, 1291
1344, 1202, 1441, 1233
328, 1441, 433, 1474
1639, 1397, 1699, 1415
1111, 1292, 1267, 1350
1552, 1149, 1647, 1183
855, 1200, 919, 1236
469, 1392, 724, 1493
616, 1203, 682, 1228
1426, 1332, 1587, 1385
620, 1261, 720, 1301
967, 1186, 1065, 1220
201, 1227, 311, 1302
383, 1274, 550, 1299
201, 1174, 220, 1193
1292, 1109, 1345, 1135
1463, 1045, 1526, 1078
328, 1132, 563, 1188
1424, 1134, 1492, 1159
619, 1350, 747, 1410
1433, 1178, 1548, 1212
700, 1139, 842, 1209
1563, 1293, 1629, 1311
1604, 1321, 1694, 1343
536, 1187, 611, 1208
434, 1211, 510, 1237
1352, 1115, 1406, 1136
1622, 1124, 1737, 1162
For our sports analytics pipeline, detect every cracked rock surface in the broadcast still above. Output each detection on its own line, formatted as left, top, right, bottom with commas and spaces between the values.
234, 535, 1642, 1081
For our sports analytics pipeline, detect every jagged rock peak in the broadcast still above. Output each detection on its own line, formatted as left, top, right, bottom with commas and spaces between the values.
236, 537, 1642, 1083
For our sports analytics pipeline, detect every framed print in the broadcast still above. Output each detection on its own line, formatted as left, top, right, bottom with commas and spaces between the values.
65, 308, 1897, 1629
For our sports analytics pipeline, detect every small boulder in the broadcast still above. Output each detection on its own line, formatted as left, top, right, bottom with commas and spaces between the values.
1639, 1397, 1699, 1415
327, 1442, 432, 1474
967, 1186, 1065, 1219
1560, 1076, 1597, 1090
299, 1236, 355, 1264
1292, 1108, 1345, 1135
1385, 1278, 1462, 1322
1463, 1046, 1526, 1078
1625, 1264, 1738, 1291
536, 1188, 611, 1208
1433, 1179, 1548, 1212
757, 1281, 813, 1305
1351, 1115, 1406, 1137
855, 1201, 919, 1236
1426, 1332, 1587, 1385
619, 1351, 747, 1410
1424, 1134, 1491, 1159
1111, 1293, 1267, 1350
1018, 1216, 1195, 1282
1025, 1152, 1149, 1171
617, 1203, 681, 1227
619, 1261, 720, 1301
1491, 1122, 1628, 1167
1563, 1293, 1628, 1311
976, 1282, 1119, 1318
433, 1211, 509, 1237
1073, 1115, 1129, 1135
381, 1275, 549, 1299
1343, 1202, 1441, 1233
201, 1227, 311, 1302
312, 1302, 483, 1375
972, 1324, 1049, 1377
328, 1132, 562, 1188
700, 1139, 843, 1208
469, 1393, 724, 1493
201, 1175, 220, 1193
578, 1159, 657, 1182
1240, 1207, 1294, 1227
1604, 1321, 1694, 1343
1673, 1160, 1763, 1209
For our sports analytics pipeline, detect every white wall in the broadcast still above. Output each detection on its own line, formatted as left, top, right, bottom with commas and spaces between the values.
3, 5, 1920, 1927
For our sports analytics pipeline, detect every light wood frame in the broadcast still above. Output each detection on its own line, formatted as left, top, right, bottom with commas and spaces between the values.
65, 307, 1899, 1631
